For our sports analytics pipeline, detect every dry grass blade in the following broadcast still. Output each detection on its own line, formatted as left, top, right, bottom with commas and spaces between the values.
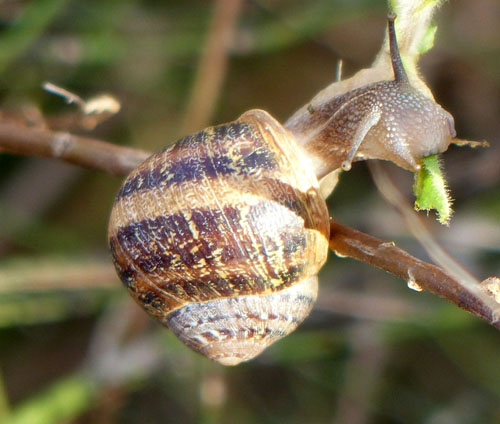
181, 0, 244, 134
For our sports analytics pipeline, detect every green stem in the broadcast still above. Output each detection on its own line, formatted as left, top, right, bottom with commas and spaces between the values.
0, 368, 11, 419
3, 373, 97, 424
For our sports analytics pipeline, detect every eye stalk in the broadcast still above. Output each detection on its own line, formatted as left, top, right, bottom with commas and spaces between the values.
387, 12, 409, 84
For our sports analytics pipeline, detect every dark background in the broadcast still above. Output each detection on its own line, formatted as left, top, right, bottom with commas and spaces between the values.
0, 0, 499, 423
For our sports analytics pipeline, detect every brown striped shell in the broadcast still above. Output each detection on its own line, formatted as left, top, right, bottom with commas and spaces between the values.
108, 109, 330, 365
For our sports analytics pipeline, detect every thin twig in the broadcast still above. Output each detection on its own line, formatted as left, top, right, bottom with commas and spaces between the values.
316, 290, 418, 322
369, 162, 474, 285
329, 219, 500, 330
0, 122, 150, 176
43, 82, 85, 106
369, 161, 500, 325
0, 258, 118, 293
332, 323, 386, 424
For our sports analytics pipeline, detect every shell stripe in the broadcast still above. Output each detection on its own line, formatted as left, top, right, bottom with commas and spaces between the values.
110, 195, 309, 277
109, 203, 309, 307
110, 174, 321, 232
116, 122, 278, 201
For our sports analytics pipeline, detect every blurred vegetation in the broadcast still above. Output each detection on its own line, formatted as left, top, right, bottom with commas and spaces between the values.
0, 0, 499, 423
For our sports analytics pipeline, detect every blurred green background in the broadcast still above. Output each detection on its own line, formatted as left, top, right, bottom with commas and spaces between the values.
0, 0, 499, 423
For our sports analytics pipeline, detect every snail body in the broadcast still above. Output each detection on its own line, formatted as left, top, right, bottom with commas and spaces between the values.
286, 13, 456, 175
287, 78, 456, 173
109, 16, 457, 365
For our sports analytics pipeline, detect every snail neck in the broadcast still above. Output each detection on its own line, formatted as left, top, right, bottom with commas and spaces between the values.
284, 85, 375, 179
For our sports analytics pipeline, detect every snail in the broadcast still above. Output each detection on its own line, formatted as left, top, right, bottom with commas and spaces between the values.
108, 15, 456, 365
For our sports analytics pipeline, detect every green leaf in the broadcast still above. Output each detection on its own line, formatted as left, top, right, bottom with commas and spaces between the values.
413, 155, 453, 225
418, 24, 437, 54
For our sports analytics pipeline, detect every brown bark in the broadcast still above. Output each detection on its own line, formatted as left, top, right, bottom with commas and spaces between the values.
0, 122, 150, 176
329, 220, 500, 330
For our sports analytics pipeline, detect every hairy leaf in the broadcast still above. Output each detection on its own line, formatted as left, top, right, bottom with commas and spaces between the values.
414, 155, 453, 225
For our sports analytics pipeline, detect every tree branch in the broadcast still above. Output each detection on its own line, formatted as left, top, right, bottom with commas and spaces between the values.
0, 122, 150, 176
329, 219, 500, 330
0, 122, 499, 329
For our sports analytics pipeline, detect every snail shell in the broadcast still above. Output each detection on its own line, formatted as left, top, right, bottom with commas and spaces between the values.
109, 109, 330, 365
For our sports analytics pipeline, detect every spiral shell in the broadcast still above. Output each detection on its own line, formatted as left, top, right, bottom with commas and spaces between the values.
108, 109, 330, 365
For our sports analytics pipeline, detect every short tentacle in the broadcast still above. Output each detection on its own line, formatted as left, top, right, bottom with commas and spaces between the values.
341, 107, 382, 171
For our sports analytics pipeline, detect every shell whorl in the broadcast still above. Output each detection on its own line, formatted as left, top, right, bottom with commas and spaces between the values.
167, 275, 318, 366
108, 109, 330, 364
